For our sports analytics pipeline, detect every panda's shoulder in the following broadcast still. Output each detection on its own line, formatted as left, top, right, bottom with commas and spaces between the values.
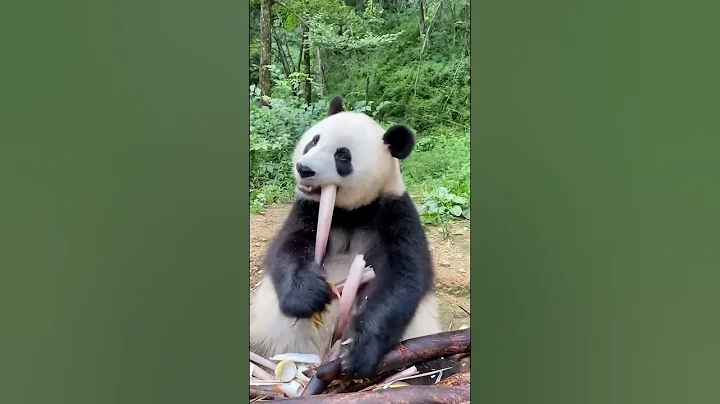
377, 191, 419, 216
351, 192, 420, 223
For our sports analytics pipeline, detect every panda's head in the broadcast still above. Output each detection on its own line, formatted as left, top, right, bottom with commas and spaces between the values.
292, 96, 416, 210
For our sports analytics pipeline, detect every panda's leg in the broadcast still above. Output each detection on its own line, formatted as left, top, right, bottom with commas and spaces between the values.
400, 292, 464, 386
250, 277, 336, 359
401, 292, 443, 340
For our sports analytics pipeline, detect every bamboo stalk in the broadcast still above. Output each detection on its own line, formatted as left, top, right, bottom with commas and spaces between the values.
314, 328, 471, 382
282, 385, 470, 403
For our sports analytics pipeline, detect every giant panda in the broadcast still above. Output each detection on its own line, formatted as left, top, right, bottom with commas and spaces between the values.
250, 96, 455, 381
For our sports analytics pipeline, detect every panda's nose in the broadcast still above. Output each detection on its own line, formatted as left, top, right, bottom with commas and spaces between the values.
296, 163, 316, 179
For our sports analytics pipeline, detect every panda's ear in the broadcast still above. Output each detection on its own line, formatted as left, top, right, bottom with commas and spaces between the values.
328, 96, 345, 116
383, 125, 416, 160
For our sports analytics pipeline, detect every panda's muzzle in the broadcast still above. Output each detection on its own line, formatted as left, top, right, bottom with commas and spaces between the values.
296, 163, 316, 179
297, 183, 321, 195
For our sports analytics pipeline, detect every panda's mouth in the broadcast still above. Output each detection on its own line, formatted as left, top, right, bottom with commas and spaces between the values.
298, 183, 340, 196
297, 184, 321, 195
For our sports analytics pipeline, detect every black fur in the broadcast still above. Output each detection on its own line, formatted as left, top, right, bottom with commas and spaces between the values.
383, 125, 416, 160
263, 192, 434, 379
334, 147, 353, 177
328, 95, 345, 116
303, 134, 320, 155
263, 200, 332, 318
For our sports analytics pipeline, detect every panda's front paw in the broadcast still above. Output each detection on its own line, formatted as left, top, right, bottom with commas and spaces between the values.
340, 329, 387, 379
278, 262, 332, 319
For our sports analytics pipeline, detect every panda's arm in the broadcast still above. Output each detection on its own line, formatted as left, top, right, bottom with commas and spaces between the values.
263, 199, 333, 318
342, 192, 434, 378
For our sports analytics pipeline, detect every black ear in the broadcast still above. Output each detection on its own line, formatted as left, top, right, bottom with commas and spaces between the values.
328, 95, 345, 116
383, 125, 416, 159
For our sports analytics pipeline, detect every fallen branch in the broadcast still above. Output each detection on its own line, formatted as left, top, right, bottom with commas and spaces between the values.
315, 328, 470, 382
250, 386, 286, 401
281, 385, 470, 403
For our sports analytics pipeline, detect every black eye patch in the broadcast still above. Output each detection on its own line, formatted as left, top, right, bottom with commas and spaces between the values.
303, 134, 320, 155
334, 147, 353, 177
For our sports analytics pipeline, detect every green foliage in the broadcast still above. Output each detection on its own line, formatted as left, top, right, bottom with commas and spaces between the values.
249, 83, 329, 212
419, 186, 470, 226
250, 0, 470, 224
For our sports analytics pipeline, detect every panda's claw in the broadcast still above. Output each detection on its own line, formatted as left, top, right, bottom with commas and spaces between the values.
310, 311, 329, 333
338, 327, 386, 379
328, 281, 341, 300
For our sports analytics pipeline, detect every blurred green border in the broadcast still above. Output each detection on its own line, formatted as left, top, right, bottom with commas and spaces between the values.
241, 2, 251, 400
2, 2, 249, 403
473, 1, 719, 403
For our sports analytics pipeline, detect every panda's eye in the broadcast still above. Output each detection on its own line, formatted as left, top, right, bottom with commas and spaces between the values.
335, 148, 351, 161
312, 135, 320, 145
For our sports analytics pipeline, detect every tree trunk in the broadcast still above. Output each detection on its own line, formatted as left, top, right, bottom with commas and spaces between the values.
418, 0, 426, 44
272, 25, 292, 77
297, 39, 304, 74
316, 46, 326, 96
365, 71, 370, 103
259, 0, 273, 103
279, 16, 295, 72
303, 23, 311, 104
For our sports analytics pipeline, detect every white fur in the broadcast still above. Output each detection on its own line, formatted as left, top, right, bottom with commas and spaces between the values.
250, 111, 441, 359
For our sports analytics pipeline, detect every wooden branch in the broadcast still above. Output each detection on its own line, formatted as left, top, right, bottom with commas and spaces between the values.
272, 24, 292, 76
281, 385, 470, 403
315, 328, 471, 382
277, 15, 295, 72
273, 0, 308, 27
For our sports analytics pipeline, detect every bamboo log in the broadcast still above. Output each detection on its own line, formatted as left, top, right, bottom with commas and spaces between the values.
315, 328, 470, 382
282, 385, 469, 403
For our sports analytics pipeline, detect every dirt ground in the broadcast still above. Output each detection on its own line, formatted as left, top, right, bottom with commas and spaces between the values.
249, 204, 471, 331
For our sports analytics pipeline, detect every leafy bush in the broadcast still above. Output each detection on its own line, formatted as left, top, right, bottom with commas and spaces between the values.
249, 0, 471, 224
419, 186, 470, 225
249, 84, 328, 212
